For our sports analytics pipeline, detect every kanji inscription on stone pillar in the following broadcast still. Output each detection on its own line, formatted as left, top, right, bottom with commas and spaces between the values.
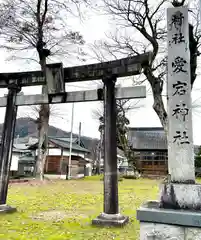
167, 7, 195, 183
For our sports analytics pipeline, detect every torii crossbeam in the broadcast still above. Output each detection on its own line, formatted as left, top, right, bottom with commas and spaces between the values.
0, 52, 152, 227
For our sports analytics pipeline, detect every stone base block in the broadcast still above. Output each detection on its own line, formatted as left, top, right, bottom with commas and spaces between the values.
137, 201, 201, 227
92, 212, 129, 227
0, 204, 16, 214
137, 201, 201, 239
160, 183, 201, 210
140, 222, 184, 240
140, 222, 201, 240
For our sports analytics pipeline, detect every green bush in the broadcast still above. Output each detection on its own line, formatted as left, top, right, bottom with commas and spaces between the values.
100, 175, 123, 182
122, 175, 138, 179
83, 175, 103, 181
195, 155, 201, 168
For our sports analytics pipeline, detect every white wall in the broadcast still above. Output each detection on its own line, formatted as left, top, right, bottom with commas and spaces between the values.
36, 148, 85, 158
48, 148, 61, 156
63, 149, 85, 158
10, 152, 20, 171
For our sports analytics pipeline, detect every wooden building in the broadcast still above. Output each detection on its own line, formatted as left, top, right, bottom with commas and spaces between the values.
23, 136, 91, 177
127, 127, 168, 176
45, 137, 90, 176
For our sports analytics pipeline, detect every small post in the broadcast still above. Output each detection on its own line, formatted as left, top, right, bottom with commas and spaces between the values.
0, 82, 21, 213
66, 102, 75, 180
92, 75, 129, 227
78, 122, 81, 146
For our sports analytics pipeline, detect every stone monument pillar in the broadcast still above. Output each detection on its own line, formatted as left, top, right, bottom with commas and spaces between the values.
137, 6, 201, 239
92, 75, 129, 227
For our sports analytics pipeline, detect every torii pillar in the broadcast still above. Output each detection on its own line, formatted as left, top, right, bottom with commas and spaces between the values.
92, 75, 129, 226
0, 82, 21, 213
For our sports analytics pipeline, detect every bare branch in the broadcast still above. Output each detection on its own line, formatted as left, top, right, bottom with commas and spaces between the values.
98, 0, 201, 132
41, 0, 48, 26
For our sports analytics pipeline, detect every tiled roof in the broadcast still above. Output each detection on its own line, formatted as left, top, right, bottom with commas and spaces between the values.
128, 127, 199, 152
19, 155, 35, 162
49, 138, 90, 153
51, 137, 77, 143
127, 127, 167, 150
13, 143, 30, 150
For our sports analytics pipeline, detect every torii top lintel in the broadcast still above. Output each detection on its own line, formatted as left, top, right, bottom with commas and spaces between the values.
0, 52, 152, 88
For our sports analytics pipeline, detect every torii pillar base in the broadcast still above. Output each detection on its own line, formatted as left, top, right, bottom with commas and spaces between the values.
0, 204, 16, 214
92, 213, 129, 227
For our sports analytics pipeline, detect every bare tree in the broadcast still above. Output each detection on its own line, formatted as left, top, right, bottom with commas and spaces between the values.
92, 99, 142, 120
18, 104, 68, 179
93, 99, 142, 172
0, 0, 87, 180
94, 0, 201, 132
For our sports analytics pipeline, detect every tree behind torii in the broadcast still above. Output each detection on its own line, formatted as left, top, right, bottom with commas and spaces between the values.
93, 99, 141, 172
94, 0, 201, 132
0, 0, 87, 180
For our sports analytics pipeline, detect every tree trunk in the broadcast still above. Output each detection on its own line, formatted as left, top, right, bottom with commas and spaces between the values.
36, 87, 50, 180
144, 67, 168, 134
35, 53, 50, 180
36, 124, 45, 180
152, 86, 168, 134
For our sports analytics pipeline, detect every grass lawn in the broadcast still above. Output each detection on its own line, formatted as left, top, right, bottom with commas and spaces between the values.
0, 177, 159, 240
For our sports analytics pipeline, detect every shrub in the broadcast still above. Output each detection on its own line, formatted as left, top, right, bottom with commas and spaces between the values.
122, 175, 138, 179
100, 175, 123, 182
195, 155, 201, 168
83, 175, 104, 181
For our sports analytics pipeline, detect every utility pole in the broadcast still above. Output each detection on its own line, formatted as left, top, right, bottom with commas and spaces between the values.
66, 102, 75, 180
78, 122, 81, 146
98, 128, 103, 175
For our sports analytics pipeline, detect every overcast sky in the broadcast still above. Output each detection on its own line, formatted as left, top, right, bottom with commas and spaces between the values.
0, 2, 201, 145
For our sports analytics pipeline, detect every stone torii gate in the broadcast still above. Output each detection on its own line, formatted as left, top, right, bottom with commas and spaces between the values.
0, 52, 152, 227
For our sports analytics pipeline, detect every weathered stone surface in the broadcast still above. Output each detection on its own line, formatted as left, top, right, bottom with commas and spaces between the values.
185, 228, 201, 240
0, 86, 146, 107
167, 7, 195, 183
137, 201, 201, 227
92, 213, 129, 227
46, 63, 65, 95
0, 52, 152, 87
160, 183, 201, 210
138, 6, 201, 240
0, 204, 16, 214
140, 222, 201, 240
140, 222, 184, 240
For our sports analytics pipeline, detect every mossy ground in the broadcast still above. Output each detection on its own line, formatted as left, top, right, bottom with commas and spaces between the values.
1, 177, 159, 240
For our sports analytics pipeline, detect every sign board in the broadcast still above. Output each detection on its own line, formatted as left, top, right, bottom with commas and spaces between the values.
46, 62, 65, 95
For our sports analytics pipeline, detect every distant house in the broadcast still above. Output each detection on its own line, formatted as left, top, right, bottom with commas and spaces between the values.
45, 137, 90, 176
99, 148, 129, 173
17, 153, 36, 177
10, 144, 35, 177
23, 137, 91, 177
17, 133, 99, 167
128, 127, 199, 176
128, 127, 168, 176
16, 131, 99, 163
